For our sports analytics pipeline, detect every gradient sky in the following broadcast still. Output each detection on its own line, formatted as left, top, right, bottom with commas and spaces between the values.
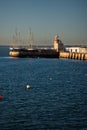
0, 0, 87, 46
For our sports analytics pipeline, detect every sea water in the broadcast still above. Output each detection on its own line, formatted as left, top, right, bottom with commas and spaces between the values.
0, 47, 87, 130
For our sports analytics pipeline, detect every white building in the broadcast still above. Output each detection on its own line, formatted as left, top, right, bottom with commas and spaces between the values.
65, 46, 87, 53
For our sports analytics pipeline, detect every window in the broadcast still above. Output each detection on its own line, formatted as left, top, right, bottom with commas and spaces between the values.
75, 49, 77, 52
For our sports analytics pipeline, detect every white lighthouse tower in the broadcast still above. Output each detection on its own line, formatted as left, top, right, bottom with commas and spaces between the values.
54, 35, 64, 52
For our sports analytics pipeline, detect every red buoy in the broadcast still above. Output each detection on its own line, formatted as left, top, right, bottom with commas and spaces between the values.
0, 95, 3, 100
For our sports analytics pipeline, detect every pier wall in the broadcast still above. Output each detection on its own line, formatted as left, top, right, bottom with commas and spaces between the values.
59, 52, 87, 60
9, 50, 59, 58
9, 49, 87, 60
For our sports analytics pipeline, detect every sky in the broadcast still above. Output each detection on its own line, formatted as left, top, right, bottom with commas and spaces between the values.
0, 0, 87, 46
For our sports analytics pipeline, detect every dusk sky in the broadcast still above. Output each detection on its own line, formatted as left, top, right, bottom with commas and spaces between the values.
0, 0, 87, 46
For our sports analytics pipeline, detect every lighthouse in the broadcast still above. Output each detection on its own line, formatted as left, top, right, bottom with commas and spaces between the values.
54, 35, 64, 52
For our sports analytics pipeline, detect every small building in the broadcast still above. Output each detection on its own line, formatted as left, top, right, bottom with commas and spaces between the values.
65, 47, 80, 53
65, 46, 87, 53
54, 35, 64, 52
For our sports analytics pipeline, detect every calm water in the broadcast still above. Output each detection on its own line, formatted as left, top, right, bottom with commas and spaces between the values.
0, 46, 9, 57
0, 47, 87, 130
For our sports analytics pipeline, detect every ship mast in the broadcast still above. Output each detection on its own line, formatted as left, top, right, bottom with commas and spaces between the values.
28, 28, 33, 49
13, 29, 19, 48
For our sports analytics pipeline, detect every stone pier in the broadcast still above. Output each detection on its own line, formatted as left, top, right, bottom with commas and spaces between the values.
59, 52, 87, 60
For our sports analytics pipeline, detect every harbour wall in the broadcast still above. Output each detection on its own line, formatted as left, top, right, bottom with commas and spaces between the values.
9, 50, 59, 58
59, 52, 87, 60
9, 49, 87, 60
